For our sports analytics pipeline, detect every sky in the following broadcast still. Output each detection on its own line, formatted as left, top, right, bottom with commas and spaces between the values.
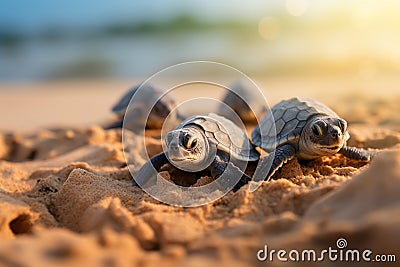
0, 0, 278, 33
2, 1, 399, 34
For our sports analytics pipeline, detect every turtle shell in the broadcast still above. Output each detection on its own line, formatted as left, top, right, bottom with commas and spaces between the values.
112, 83, 176, 117
251, 97, 339, 151
182, 113, 259, 161
218, 81, 267, 124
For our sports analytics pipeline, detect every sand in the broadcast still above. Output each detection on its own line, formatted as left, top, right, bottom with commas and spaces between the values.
0, 78, 399, 266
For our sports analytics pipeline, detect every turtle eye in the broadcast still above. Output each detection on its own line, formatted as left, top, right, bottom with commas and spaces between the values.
312, 123, 324, 136
189, 139, 197, 149
180, 132, 197, 149
184, 138, 197, 149
337, 119, 347, 132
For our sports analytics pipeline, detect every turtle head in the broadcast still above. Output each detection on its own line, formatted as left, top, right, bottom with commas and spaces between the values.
302, 116, 349, 157
164, 126, 216, 172
147, 100, 173, 129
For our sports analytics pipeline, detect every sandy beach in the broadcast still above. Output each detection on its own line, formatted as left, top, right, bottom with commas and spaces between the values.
0, 77, 400, 266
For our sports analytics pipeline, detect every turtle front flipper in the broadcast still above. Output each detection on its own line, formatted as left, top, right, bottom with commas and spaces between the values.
253, 144, 296, 182
210, 153, 252, 192
339, 146, 375, 161
133, 152, 169, 187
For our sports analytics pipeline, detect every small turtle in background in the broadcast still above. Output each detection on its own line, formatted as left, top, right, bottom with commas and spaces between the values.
218, 81, 267, 125
106, 83, 184, 131
252, 97, 375, 180
134, 113, 259, 191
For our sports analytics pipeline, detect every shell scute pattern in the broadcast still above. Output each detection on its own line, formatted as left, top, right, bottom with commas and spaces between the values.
297, 110, 311, 120
282, 109, 297, 122
280, 119, 298, 138
186, 114, 259, 161
272, 108, 285, 122
200, 119, 221, 133
297, 103, 310, 110
252, 97, 339, 152
204, 131, 215, 139
213, 130, 231, 148
275, 119, 286, 135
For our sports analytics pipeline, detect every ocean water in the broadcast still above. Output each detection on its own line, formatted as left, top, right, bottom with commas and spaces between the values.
0, 32, 272, 82
2, 1, 400, 82
0, 1, 278, 82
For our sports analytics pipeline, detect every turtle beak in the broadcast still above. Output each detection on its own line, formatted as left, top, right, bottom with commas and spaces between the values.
167, 143, 184, 159
330, 127, 342, 142
165, 130, 189, 161
165, 131, 174, 144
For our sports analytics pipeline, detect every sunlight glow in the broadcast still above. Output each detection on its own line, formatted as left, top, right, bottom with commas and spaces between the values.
358, 59, 377, 80
352, 1, 381, 29
258, 16, 280, 40
286, 0, 308, 17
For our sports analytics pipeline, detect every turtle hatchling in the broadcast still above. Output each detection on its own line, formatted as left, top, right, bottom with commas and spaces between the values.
106, 83, 184, 131
218, 80, 266, 125
252, 97, 375, 180
134, 113, 259, 190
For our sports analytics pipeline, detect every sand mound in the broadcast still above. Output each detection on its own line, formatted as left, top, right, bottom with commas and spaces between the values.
0, 113, 399, 266
0, 88, 400, 266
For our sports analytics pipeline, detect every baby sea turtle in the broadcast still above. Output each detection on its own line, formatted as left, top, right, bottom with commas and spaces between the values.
134, 113, 259, 190
218, 81, 266, 125
252, 97, 375, 180
106, 83, 183, 131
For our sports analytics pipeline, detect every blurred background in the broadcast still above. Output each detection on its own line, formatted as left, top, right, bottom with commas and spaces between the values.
2, 0, 400, 81
1, 0, 400, 131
